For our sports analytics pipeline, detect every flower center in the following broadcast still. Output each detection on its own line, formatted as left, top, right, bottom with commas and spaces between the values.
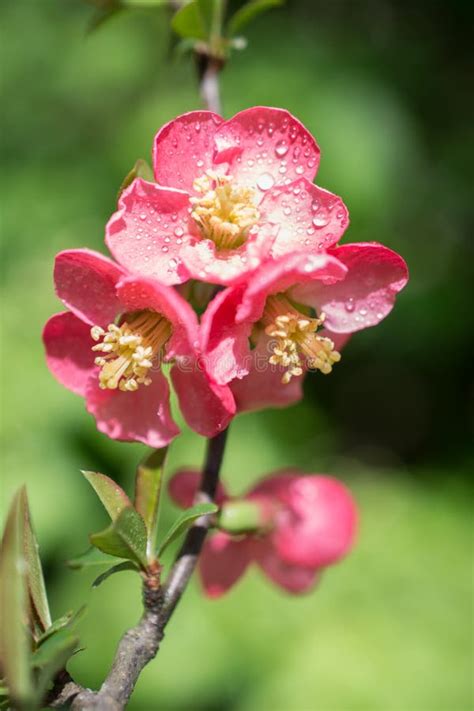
90, 310, 171, 392
261, 295, 341, 384
190, 170, 260, 250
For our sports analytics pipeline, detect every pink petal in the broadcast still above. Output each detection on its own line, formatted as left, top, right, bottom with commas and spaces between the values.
236, 252, 348, 325
85, 371, 180, 448
214, 107, 320, 192
168, 469, 228, 509
199, 533, 252, 598
200, 286, 252, 386
248, 469, 300, 498
116, 275, 199, 360
290, 243, 409, 333
179, 223, 275, 286
153, 110, 223, 193
54, 249, 125, 326
43, 312, 96, 396
230, 335, 304, 413
254, 540, 319, 594
105, 179, 191, 286
259, 178, 349, 257
273, 475, 358, 569
171, 364, 236, 438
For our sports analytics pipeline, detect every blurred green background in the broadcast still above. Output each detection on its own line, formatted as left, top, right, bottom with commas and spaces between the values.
1, 1, 473, 709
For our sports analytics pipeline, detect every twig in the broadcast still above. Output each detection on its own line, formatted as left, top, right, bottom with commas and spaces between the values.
48, 429, 229, 710
163, 427, 228, 620
197, 55, 223, 115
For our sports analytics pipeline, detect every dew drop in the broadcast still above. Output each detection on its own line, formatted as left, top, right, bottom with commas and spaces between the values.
174, 226, 184, 237
283, 206, 292, 216
139, 213, 146, 221
257, 172, 275, 191
275, 140, 289, 157
168, 258, 178, 268
196, 159, 204, 168
161, 246, 169, 253
295, 165, 304, 175
359, 308, 368, 317
312, 210, 329, 228
345, 298, 355, 313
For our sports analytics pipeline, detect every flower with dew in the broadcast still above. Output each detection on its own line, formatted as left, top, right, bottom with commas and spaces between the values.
105, 107, 350, 287
43, 249, 235, 447
200, 243, 409, 412
169, 468, 357, 596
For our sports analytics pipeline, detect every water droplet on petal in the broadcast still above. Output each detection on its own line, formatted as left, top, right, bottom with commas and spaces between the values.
312, 210, 329, 228
295, 165, 304, 175
275, 140, 289, 157
174, 227, 184, 237
257, 173, 275, 191
345, 298, 355, 313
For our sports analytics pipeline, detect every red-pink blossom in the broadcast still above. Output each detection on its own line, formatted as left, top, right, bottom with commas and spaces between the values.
200, 244, 408, 412
43, 249, 235, 447
106, 108, 349, 287
168, 468, 358, 596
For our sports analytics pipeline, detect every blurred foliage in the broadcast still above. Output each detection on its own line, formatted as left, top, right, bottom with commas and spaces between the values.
0, 0, 472, 709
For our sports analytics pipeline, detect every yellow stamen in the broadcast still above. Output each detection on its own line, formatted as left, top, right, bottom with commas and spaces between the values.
90, 311, 171, 392
190, 170, 259, 250
262, 295, 341, 384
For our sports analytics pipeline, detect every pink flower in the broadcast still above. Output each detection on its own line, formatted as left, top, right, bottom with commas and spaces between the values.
200, 244, 408, 412
169, 468, 358, 596
106, 108, 349, 287
43, 249, 235, 447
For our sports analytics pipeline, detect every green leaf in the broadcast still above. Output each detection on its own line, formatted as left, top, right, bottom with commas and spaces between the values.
82, 470, 132, 521
0, 490, 33, 704
31, 629, 79, 699
134, 448, 167, 558
36, 606, 86, 647
118, 158, 154, 197
172, 1, 208, 41
92, 561, 139, 588
227, 0, 283, 36
20, 488, 52, 634
66, 546, 124, 570
158, 502, 218, 556
90, 507, 148, 568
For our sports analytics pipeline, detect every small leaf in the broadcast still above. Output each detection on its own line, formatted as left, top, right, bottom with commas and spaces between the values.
92, 562, 139, 588
0, 490, 33, 704
158, 502, 218, 556
36, 606, 86, 647
82, 470, 132, 521
134, 448, 167, 558
118, 158, 154, 197
20, 488, 52, 633
90, 507, 148, 568
66, 546, 124, 570
31, 629, 79, 699
172, 0, 208, 41
227, 0, 283, 36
